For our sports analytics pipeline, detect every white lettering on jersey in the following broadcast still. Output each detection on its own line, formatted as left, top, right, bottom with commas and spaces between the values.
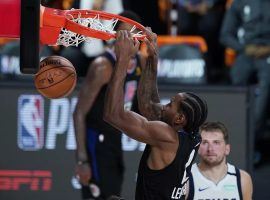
171, 184, 187, 199
181, 149, 196, 184
170, 146, 197, 199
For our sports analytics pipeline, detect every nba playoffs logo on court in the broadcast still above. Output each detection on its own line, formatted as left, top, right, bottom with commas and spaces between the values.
18, 95, 44, 150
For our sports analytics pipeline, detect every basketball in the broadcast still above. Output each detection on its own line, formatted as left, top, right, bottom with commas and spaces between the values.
34, 56, 77, 99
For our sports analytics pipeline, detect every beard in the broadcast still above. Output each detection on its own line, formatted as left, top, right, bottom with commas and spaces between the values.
201, 155, 226, 167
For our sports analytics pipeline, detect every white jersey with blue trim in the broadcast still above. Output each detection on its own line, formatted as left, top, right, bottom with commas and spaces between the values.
188, 163, 243, 200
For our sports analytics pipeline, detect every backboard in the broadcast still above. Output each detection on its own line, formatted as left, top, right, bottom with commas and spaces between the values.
0, 1, 146, 74
0, 0, 40, 74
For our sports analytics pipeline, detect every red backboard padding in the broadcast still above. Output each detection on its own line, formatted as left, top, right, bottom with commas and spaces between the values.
0, 0, 20, 38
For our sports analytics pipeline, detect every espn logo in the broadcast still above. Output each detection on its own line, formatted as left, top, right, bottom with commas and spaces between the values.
18, 95, 44, 150
0, 170, 52, 191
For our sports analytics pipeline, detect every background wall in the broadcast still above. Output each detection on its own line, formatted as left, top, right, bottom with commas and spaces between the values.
0, 80, 254, 200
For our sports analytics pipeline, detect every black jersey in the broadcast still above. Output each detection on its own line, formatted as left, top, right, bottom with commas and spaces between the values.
86, 49, 142, 132
135, 131, 201, 200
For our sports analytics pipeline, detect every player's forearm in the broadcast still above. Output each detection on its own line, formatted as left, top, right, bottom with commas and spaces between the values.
149, 56, 160, 103
73, 111, 88, 162
138, 56, 159, 102
138, 56, 160, 120
103, 58, 128, 125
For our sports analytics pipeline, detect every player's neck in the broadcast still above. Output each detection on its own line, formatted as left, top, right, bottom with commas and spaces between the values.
198, 161, 228, 185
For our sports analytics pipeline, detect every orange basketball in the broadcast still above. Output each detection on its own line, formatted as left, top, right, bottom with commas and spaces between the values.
34, 56, 77, 99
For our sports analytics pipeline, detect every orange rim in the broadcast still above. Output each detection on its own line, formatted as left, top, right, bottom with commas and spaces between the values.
40, 6, 146, 45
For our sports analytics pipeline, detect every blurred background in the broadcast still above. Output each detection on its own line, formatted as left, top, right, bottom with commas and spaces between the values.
1, 0, 270, 199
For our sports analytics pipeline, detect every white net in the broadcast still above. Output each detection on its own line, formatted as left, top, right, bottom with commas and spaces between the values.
56, 11, 143, 47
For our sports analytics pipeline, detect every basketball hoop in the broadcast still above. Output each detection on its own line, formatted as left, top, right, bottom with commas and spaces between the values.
40, 6, 146, 47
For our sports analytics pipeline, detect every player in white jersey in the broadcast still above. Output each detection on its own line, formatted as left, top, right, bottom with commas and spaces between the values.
189, 162, 243, 200
186, 121, 253, 200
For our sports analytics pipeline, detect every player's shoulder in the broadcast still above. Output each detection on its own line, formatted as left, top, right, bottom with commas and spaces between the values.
148, 120, 179, 143
239, 168, 253, 190
227, 163, 237, 173
85, 56, 113, 78
239, 169, 252, 181
190, 163, 199, 173
239, 168, 253, 198
80, 55, 114, 86
149, 120, 176, 133
91, 56, 112, 69
226, 163, 252, 184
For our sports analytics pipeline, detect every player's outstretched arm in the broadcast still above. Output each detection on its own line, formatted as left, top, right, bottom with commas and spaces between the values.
73, 56, 112, 185
104, 30, 176, 146
74, 58, 112, 161
137, 28, 162, 121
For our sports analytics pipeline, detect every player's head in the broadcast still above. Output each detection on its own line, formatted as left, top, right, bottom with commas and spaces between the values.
161, 92, 208, 133
114, 10, 142, 32
198, 121, 230, 166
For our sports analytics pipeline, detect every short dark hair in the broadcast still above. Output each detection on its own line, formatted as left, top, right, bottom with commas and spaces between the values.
114, 10, 142, 31
199, 121, 229, 144
180, 92, 208, 134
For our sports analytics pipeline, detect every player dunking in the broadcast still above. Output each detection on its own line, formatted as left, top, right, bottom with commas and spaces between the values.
73, 11, 143, 200
103, 28, 208, 200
